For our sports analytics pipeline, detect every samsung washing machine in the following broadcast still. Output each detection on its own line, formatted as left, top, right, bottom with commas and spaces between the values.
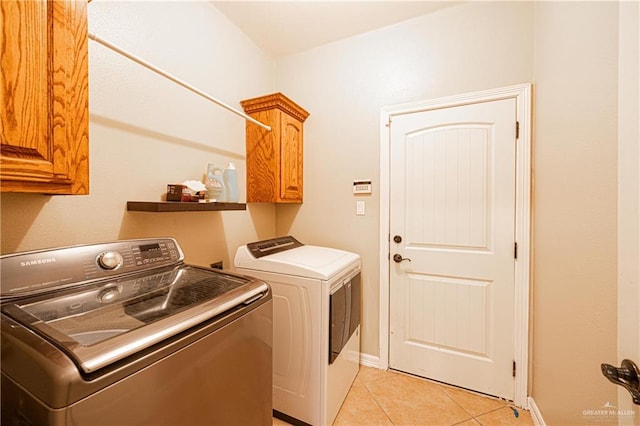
234, 236, 361, 426
1, 238, 272, 426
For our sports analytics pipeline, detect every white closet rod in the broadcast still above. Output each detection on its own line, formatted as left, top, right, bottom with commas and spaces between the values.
87, 31, 271, 131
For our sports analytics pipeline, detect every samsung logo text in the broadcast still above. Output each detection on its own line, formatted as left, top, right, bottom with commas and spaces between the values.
20, 258, 57, 267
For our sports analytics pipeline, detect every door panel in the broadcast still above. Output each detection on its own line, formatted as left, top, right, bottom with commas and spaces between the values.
406, 124, 492, 251
390, 98, 516, 400
406, 273, 490, 356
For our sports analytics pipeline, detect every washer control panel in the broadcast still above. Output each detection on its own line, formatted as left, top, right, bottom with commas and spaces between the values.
97, 251, 124, 270
1, 238, 184, 300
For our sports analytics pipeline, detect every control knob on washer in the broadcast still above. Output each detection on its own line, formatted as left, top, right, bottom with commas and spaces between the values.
97, 251, 123, 270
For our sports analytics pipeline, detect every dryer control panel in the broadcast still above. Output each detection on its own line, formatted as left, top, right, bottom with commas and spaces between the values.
246, 236, 304, 258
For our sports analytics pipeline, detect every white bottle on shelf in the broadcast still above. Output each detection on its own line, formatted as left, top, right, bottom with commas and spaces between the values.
223, 162, 239, 202
204, 163, 225, 202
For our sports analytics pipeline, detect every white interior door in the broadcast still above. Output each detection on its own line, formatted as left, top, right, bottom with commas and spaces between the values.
389, 98, 517, 400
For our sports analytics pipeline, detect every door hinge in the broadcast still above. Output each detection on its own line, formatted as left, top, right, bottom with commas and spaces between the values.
514, 242, 518, 260
386, 117, 392, 128
515, 121, 520, 139
513, 361, 517, 377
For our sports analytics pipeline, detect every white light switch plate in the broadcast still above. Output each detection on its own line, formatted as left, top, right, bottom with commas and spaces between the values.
356, 200, 365, 215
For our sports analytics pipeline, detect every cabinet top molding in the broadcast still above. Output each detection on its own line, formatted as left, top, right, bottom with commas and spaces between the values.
241, 92, 310, 123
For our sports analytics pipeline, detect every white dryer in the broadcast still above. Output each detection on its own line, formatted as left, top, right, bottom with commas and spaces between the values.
234, 236, 361, 426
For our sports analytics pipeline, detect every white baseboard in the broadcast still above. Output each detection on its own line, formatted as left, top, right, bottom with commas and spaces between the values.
359, 353, 383, 369
528, 397, 546, 426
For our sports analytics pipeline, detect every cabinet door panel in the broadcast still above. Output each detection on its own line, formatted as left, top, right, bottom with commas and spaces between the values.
246, 110, 278, 202
1, 0, 89, 194
279, 114, 303, 202
1, 0, 50, 161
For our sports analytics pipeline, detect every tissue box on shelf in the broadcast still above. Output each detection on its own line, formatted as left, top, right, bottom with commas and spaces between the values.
166, 184, 187, 201
167, 180, 206, 202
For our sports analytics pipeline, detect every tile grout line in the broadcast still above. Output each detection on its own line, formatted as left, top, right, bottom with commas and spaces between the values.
364, 368, 502, 426
392, 369, 515, 425
436, 385, 477, 426
474, 405, 523, 425
452, 418, 481, 426
390, 369, 480, 425
361, 381, 396, 425
428, 379, 518, 425
337, 367, 531, 426
364, 376, 480, 426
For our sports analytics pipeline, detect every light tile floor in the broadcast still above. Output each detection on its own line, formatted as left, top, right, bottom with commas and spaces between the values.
273, 366, 534, 426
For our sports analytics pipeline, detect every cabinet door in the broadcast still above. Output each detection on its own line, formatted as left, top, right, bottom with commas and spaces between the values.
278, 113, 303, 202
0, 0, 89, 194
245, 110, 278, 202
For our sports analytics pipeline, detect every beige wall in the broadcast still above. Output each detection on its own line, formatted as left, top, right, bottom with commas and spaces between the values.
274, 0, 535, 359
532, 2, 619, 424
0, 1, 277, 265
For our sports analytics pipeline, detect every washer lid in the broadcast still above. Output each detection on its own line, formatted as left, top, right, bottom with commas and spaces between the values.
1, 265, 268, 374
235, 244, 360, 280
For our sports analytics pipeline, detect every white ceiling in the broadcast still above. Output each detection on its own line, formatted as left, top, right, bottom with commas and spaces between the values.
212, 1, 458, 57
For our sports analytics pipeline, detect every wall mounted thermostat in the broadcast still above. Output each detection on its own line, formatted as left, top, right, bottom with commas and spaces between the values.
353, 180, 372, 194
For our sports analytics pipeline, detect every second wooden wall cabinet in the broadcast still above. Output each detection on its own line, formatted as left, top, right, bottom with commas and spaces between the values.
241, 93, 309, 203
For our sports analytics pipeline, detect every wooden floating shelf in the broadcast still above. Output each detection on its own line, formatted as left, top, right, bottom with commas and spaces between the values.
127, 201, 246, 212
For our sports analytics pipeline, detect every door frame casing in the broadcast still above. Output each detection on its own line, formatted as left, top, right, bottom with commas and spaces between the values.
378, 83, 532, 408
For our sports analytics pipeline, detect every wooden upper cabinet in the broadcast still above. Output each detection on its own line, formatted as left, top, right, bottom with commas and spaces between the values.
241, 93, 309, 203
0, 0, 89, 194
